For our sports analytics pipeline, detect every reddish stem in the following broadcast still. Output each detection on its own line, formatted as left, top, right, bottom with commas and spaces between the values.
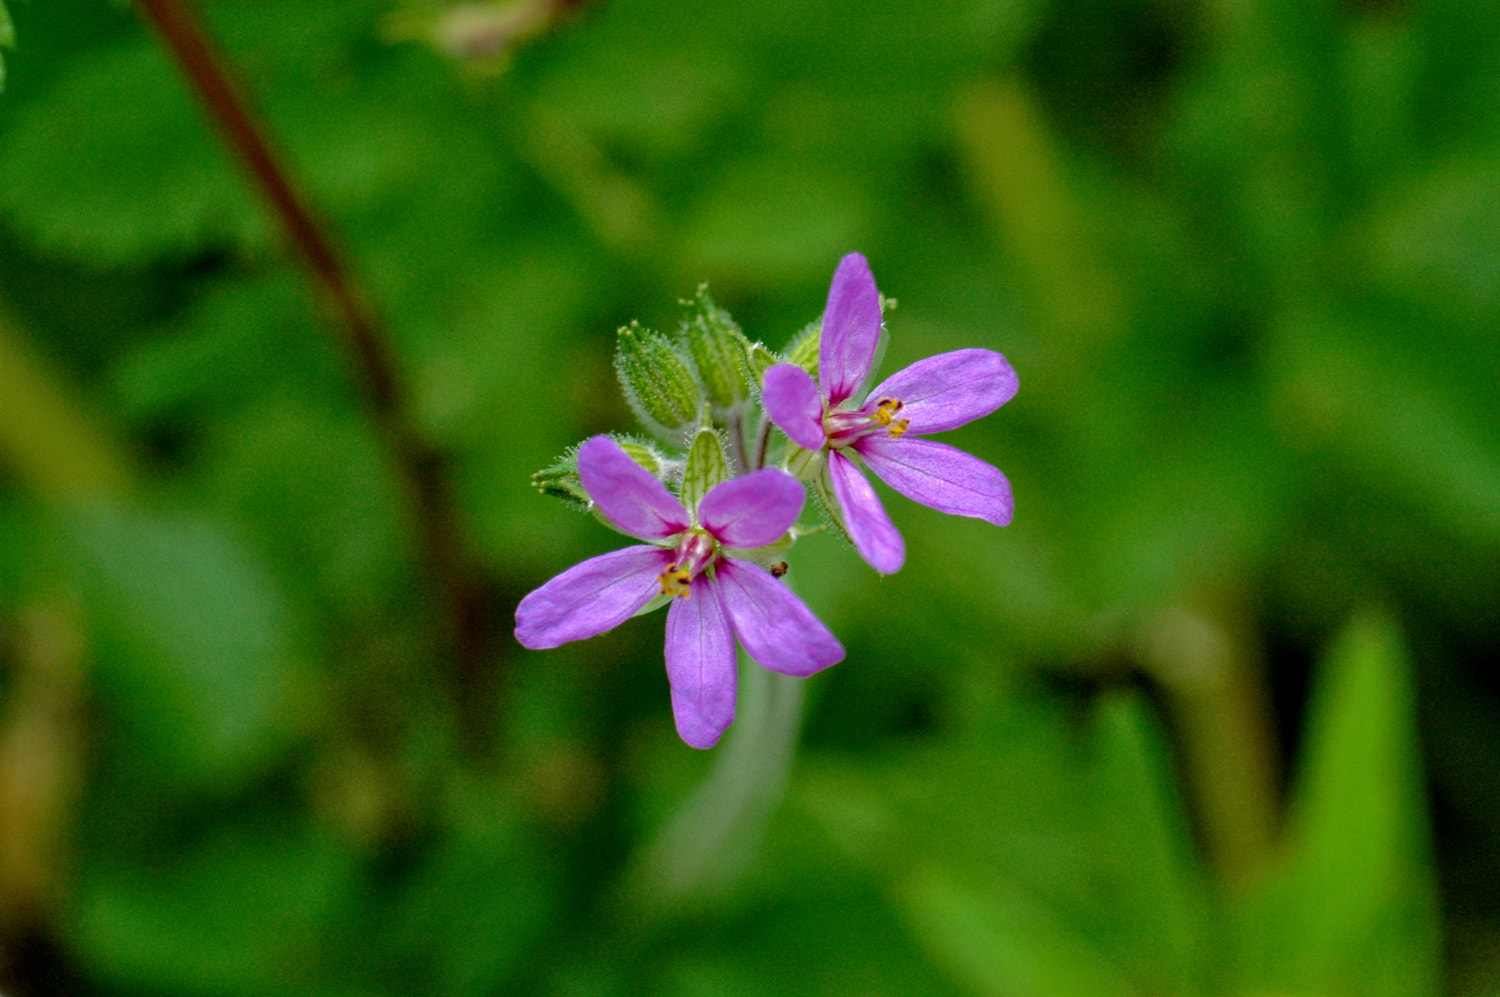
136, 0, 494, 738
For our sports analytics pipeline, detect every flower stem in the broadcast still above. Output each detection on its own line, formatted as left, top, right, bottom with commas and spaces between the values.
750, 414, 773, 473
1139, 605, 1280, 886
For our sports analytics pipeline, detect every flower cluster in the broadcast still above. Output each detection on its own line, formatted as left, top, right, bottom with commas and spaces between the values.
516, 253, 1018, 748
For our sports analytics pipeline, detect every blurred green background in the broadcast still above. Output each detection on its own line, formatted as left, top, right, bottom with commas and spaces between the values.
1, 0, 1497, 993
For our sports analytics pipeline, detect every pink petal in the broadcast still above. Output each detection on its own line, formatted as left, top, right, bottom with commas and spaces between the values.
864, 348, 1018, 435
762, 364, 828, 451
577, 436, 689, 540
828, 450, 905, 575
664, 576, 738, 749
698, 468, 806, 550
819, 253, 883, 406
713, 559, 844, 677
857, 436, 1013, 526
515, 546, 672, 649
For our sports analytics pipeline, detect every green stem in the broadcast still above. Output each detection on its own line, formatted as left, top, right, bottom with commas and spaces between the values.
621, 655, 806, 909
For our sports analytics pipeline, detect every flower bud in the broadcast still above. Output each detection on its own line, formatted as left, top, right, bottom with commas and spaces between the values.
531, 455, 589, 509
615, 438, 666, 477
532, 437, 664, 511
615, 322, 703, 439
735, 336, 780, 392
783, 319, 821, 374
679, 286, 748, 410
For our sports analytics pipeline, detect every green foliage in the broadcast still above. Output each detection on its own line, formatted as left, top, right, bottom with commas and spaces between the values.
1235, 613, 1439, 997
0, 38, 269, 263
0, 1, 14, 93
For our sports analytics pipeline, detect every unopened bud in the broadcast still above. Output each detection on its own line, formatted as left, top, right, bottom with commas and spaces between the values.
735, 336, 780, 392
616, 322, 702, 438
680, 286, 748, 410
531, 454, 589, 509
783, 319, 821, 374
615, 438, 665, 477
532, 437, 664, 511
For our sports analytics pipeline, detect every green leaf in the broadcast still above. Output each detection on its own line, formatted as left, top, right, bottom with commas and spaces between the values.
67, 502, 313, 789
680, 426, 729, 514
1234, 612, 1440, 997
388, 778, 559, 996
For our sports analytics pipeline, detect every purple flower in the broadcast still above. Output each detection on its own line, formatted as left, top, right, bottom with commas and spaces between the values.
762, 253, 1018, 575
515, 436, 844, 749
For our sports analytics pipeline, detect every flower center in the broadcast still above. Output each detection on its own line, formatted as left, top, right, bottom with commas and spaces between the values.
658, 529, 718, 598
824, 397, 909, 448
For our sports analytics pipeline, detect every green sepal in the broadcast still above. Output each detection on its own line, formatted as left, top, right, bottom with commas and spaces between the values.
784, 445, 853, 547
680, 285, 748, 410
723, 533, 793, 569
632, 592, 672, 618
615, 321, 703, 439
782, 443, 824, 482
680, 426, 729, 516
806, 457, 853, 548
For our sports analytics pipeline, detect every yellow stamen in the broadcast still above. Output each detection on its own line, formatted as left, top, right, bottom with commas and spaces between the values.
887, 418, 910, 438
659, 565, 692, 598
873, 397, 904, 426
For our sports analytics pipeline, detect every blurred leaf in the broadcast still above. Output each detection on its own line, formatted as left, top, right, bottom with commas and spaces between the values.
74, 823, 360, 995
1234, 611, 1440, 997
1369, 150, 1500, 318
0, 303, 134, 500
793, 684, 1207, 997
897, 865, 1140, 997
0, 0, 13, 92
954, 75, 1125, 355
68, 502, 314, 788
109, 268, 344, 423
384, 776, 559, 995
1269, 307, 1500, 549
203, 395, 408, 621
1087, 694, 1208, 996
0, 36, 269, 265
